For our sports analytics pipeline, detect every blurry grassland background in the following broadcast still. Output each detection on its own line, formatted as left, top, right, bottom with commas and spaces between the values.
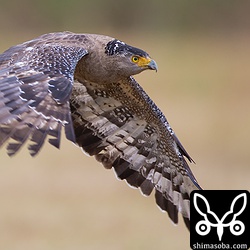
0, 1, 250, 249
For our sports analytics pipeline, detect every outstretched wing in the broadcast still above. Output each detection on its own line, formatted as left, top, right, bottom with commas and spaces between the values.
0, 32, 88, 155
70, 76, 201, 229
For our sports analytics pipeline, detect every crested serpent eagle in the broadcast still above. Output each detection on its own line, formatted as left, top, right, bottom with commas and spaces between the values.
0, 32, 201, 230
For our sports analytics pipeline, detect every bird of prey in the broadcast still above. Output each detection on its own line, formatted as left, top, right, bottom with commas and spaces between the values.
0, 32, 201, 230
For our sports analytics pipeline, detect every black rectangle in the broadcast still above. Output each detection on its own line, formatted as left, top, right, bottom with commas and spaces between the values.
190, 190, 249, 250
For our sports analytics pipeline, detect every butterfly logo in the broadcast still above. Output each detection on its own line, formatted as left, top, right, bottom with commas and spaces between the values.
193, 193, 247, 241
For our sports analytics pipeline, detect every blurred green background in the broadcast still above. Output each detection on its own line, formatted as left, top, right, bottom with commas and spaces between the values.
0, 1, 250, 249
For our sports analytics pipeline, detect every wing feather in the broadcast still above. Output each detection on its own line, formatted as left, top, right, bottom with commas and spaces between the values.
0, 32, 88, 155
70, 77, 201, 230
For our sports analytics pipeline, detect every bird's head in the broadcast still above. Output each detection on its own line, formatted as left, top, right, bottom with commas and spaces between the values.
75, 36, 157, 84
105, 39, 158, 77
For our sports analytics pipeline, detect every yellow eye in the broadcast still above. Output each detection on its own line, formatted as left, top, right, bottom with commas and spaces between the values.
132, 56, 139, 63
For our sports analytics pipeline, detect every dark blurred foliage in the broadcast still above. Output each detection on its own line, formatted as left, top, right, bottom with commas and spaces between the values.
0, 0, 249, 37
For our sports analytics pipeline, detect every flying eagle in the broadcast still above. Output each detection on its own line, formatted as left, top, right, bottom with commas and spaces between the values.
0, 32, 201, 230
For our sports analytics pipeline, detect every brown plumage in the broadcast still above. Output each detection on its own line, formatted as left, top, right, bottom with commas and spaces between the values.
0, 31, 201, 231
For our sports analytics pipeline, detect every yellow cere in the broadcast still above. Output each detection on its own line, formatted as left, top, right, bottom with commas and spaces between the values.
131, 56, 152, 67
